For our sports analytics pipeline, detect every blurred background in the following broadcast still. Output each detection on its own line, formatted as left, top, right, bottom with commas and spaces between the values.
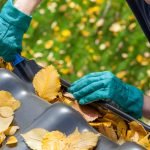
0, 0, 150, 94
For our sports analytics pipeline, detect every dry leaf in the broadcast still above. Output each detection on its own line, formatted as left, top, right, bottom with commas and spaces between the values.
0, 107, 14, 118
63, 92, 75, 99
33, 65, 61, 102
6, 136, 18, 145
62, 97, 73, 105
127, 131, 140, 142
21, 128, 48, 150
23, 128, 99, 150
0, 91, 21, 111
5, 126, 20, 136
103, 113, 123, 126
129, 121, 147, 139
138, 133, 150, 149
117, 120, 127, 139
0, 132, 6, 145
98, 123, 117, 142
64, 128, 99, 150
42, 131, 66, 150
72, 101, 100, 122
89, 122, 111, 128
0, 116, 14, 132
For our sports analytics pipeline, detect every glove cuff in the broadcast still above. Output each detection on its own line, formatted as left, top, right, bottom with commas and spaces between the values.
125, 84, 144, 119
0, 0, 32, 32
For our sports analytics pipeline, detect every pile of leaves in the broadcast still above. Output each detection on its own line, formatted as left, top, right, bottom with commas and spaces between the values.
0, 58, 13, 71
32, 65, 150, 149
0, 61, 149, 149
21, 128, 99, 150
0, 91, 21, 146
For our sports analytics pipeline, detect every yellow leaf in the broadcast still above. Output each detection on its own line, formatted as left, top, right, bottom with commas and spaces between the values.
89, 122, 111, 128
6, 136, 18, 145
64, 128, 99, 150
5, 126, 20, 136
138, 133, 150, 149
0, 91, 21, 111
0, 107, 14, 118
129, 121, 147, 139
21, 128, 48, 150
98, 123, 118, 142
33, 65, 61, 102
0, 116, 14, 132
0, 132, 6, 145
117, 120, 127, 139
42, 131, 66, 150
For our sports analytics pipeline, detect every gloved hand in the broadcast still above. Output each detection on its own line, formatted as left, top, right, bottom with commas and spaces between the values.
69, 71, 144, 119
0, 0, 31, 62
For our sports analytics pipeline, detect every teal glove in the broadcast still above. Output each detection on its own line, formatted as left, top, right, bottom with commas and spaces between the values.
69, 71, 144, 119
0, 0, 32, 62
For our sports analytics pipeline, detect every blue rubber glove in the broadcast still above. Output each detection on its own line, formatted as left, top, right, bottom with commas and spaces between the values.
69, 71, 144, 119
0, 0, 32, 62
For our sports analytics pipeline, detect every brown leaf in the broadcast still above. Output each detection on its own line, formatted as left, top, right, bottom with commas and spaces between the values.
72, 101, 100, 122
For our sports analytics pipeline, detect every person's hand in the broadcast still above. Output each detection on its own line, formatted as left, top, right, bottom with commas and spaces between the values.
144, 0, 150, 4
0, 0, 32, 62
69, 71, 144, 119
14, 0, 42, 15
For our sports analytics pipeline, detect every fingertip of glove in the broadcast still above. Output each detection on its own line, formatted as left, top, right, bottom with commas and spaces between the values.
67, 87, 73, 93
79, 99, 87, 105
79, 100, 85, 105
